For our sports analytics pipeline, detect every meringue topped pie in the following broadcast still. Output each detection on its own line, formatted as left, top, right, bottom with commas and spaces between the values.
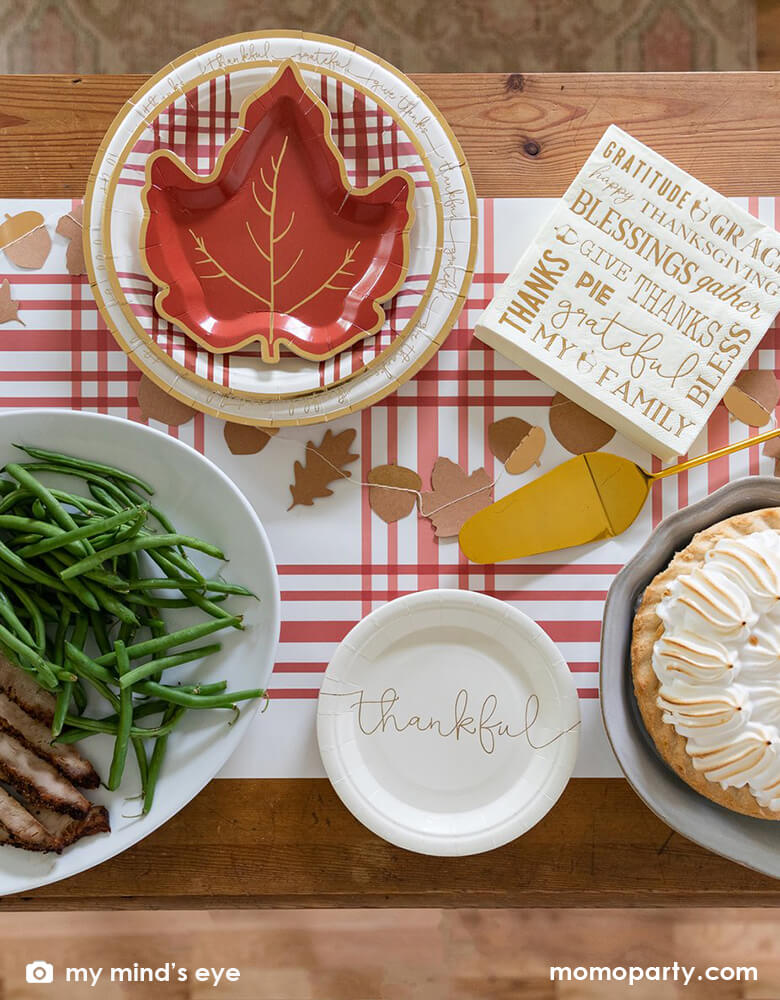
631, 509, 780, 820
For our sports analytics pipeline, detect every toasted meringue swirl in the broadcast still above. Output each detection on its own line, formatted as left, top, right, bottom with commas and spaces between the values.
653, 529, 780, 812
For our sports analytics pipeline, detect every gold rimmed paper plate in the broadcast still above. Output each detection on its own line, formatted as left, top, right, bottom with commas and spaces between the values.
85, 31, 477, 425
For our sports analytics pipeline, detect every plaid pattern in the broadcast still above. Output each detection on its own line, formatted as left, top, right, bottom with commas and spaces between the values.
117, 71, 430, 391
1, 197, 778, 776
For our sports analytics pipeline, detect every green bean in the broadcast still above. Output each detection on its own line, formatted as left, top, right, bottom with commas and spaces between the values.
61, 533, 225, 581
14, 463, 138, 512
18, 505, 149, 559
0, 515, 66, 539
52, 683, 72, 738
127, 577, 202, 592
89, 610, 112, 656
48, 549, 130, 592
188, 591, 241, 627
147, 548, 204, 586
0, 583, 38, 649
0, 540, 70, 592
132, 737, 148, 794
144, 707, 178, 813
107, 641, 132, 790
64, 642, 116, 685
38, 554, 100, 610
4, 464, 89, 545
6, 582, 47, 652
77, 579, 138, 627
125, 595, 205, 609
52, 609, 71, 667
71, 615, 89, 651
118, 643, 223, 688
62, 708, 185, 740
0, 478, 15, 496
88, 484, 124, 513
13, 445, 155, 495
72, 679, 87, 714
55, 728, 96, 745
204, 579, 255, 597
31, 498, 46, 521
135, 680, 263, 709
94, 616, 240, 667
0, 625, 58, 689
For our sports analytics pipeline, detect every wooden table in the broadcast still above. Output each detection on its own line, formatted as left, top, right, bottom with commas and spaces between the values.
2, 72, 780, 909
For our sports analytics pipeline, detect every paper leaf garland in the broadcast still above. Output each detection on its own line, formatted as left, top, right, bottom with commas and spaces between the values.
56, 204, 86, 275
487, 417, 546, 474
421, 458, 493, 538
0, 280, 22, 325
723, 369, 779, 427
0, 211, 50, 269
136, 375, 196, 426
223, 422, 278, 455
288, 428, 359, 509
368, 464, 421, 523
549, 392, 615, 454
142, 62, 413, 361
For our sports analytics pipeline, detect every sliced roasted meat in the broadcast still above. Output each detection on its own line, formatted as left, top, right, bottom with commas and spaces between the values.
28, 804, 110, 851
0, 692, 99, 789
0, 786, 55, 851
0, 732, 90, 818
0, 656, 56, 725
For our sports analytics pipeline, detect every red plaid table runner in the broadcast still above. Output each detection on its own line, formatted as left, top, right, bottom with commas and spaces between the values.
1, 196, 778, 778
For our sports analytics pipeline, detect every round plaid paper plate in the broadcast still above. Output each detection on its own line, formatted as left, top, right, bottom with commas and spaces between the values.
85, 32, 477, 426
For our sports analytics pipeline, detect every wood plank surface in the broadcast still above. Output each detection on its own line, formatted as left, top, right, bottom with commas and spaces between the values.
0, 73, 778, 199
0, 72, 778, 908
8, 778, 780, 909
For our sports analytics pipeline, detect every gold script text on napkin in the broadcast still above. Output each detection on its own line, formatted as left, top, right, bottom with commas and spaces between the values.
345, 686, 578, 755
497, 249, 569, 336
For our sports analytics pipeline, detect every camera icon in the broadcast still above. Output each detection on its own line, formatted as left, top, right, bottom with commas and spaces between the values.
26, 961, 54, 984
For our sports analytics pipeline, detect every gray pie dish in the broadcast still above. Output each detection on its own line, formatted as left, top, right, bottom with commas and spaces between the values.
600, 476, 780, 879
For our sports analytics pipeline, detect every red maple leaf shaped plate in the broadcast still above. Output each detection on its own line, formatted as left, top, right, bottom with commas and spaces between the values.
140, 61, 415, 361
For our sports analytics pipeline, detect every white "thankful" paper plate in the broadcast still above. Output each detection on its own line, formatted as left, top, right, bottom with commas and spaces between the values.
317, 590, 580, 856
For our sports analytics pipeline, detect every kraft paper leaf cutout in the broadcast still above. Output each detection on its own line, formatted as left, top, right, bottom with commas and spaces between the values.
420, 458, 493, 538
487, 417, 546, 474
223, 422, 279, 456
723, 369, 779, 427
142, 61, 414, 362
56, 204, 85, 275
549, 392, 615, 454
0, 280, 23, 325
136, 375, 196, 426
368, 464, 422, 523
763, 435, 780, 477
288, 428, 359, 510
0, 211, 51, 269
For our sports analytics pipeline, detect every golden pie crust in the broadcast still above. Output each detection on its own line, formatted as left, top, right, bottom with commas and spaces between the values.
631, 507, 780, 821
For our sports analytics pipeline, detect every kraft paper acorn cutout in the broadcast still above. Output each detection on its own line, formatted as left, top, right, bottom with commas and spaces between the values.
0, 211, 51, 269
487, 417, 546, 474
223, 422, 278, 456
548, 392, 616, 454
723, 369, 780, 427
368, 464, 422, 523
141, 61, 414, 363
